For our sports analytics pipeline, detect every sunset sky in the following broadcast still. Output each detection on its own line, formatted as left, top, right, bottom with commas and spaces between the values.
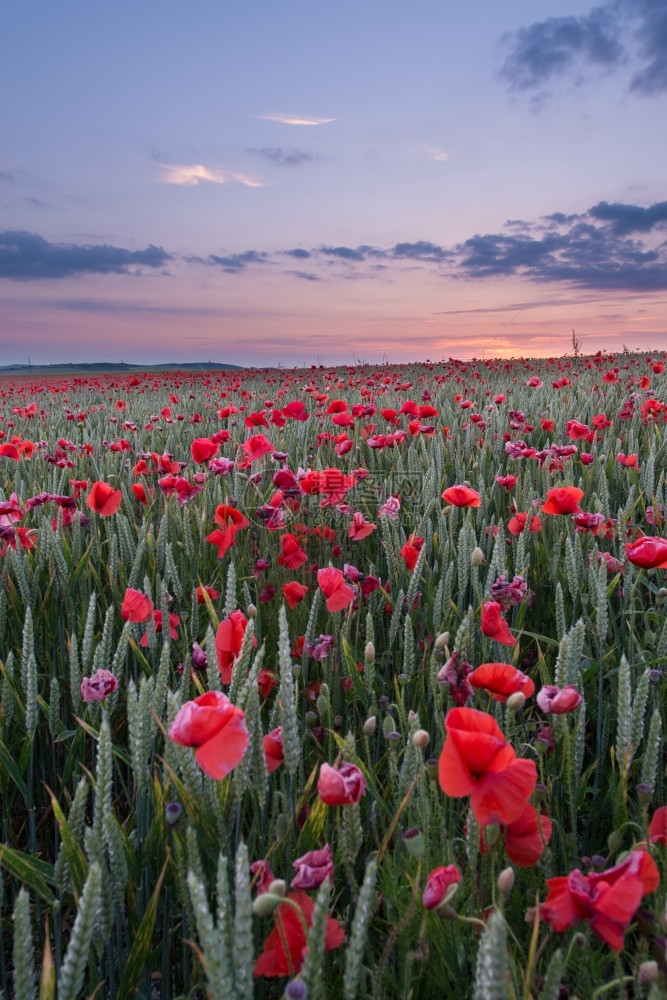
2, 0, 666, 366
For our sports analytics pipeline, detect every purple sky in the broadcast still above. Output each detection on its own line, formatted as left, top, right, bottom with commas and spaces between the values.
2, 0, 666, 366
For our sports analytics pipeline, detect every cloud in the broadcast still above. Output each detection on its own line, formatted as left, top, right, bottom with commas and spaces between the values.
588, 199, 667, 233
0, 231, 171, 280
319, 245, 366, 261
423, 147, 449, 162
392, 241, 450, 262
454, 200, 667, 291
630, 0, 667, 94
500, 1, 667, 97
247, 147, 318, 166
0, 170, 15, 182
500, 6, 624, 91
282, 248, 312, 259
157, 163, 264, 187
288, 270, 321, 281
205, 250, 271, 273
258, 113, 335, 126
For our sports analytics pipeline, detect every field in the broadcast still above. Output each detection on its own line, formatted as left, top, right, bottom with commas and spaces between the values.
0, 352, 666, 999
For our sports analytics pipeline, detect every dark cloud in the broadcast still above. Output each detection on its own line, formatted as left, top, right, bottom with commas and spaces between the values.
0, 230, 171, 280
500, 2, 667, 96
246, 147, 318, 166
630, 0, 667, 94
500, 7, 623, 90
392, 240, 450, 262
283, 248, 312, 259
588, 199, 667, 233
0, 170, 15, 183
455, 201, 667, 291
206, 250, 270, 273
288, 270, 321, 281
319, 245, 366, 261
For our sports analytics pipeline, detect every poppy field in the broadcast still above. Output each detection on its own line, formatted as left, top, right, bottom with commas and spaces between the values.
1, 352, 667, 999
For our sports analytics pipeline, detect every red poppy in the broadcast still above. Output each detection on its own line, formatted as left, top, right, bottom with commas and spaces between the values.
348, 511, 376, 540
121, 587, 154, 623
194, 584, 220, 604
507, 512, 542, 535
239, 433, 274, 467
438, 707, 536, 826
282, 581, 308, 609
503, 804, 552, 867
191, 437, 219, 464
469, 662, 534, 702
495, 475, 518, 490
317, 567, 356, 613
254, 891, 344, 978
132, 483, 149, 504
565, 420, 594, 442
317, 761, 367, 805
400, 534, 423, 572
215, 609, 253, 684
140, 610, 179, 646
625, 536, 667, 569
263, 726, 283, 773
278, 533, 308, 570
442, 485, 482, 508
536, 685, 582, 714
291, 844, 334, 891
541, 849, 660, 951
422, 865, 461, 909
207, 503, 250, 559
0, 443, 20, 460
481, 602, 516, 647
86, 481, 122, 516
168, 691, 249, 781
542, 487, 584, 515
541, 418, 555, 432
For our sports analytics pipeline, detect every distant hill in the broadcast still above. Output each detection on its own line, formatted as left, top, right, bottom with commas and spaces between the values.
0, 361, 243, 374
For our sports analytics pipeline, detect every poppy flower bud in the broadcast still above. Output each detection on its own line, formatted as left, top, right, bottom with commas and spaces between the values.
636, 782, 653, 804
506, 692, 526, 712
382, 715, 396, 738
442, 505, 452, 515
484, 824, 500, 848
638, 961, 658, 985
275, 813, 290, 841
363, 716, 377, 735
435, 632, 450, 650
386, 731, 402, 748
412, 729, 430, 748
165, 802, 182, 826
252, 892, 284, 917
284, 979, 307, 1000
403, 828, 425, 859
246, 603, 257, 619
645, 629, 657, 645
425, 758, 439, 779
397, 672, 407, 686
471, 547, 485, 567
497, 866, 515, 895
316, 695, 328, 717
607, 829, 624, 852
305, 710, 318, 728
365, 641, 375, 663
267, 879, 287, 898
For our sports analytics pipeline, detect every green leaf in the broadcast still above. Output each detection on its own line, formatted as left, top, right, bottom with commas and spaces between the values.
0, 843, 55, 905
116, 854, 169, 1000
0, 738, 32, 806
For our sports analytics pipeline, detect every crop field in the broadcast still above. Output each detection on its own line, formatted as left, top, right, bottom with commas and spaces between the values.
0, 352, 666, 999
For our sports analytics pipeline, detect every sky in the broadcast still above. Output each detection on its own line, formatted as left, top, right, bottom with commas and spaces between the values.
1, 0, 667, 366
